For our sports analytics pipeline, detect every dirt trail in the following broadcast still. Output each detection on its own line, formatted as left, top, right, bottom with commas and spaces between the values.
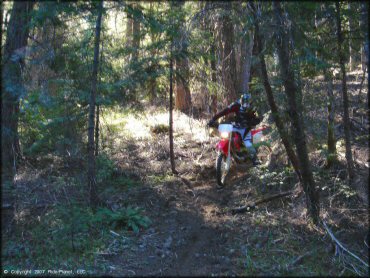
106, 117, 284, 276
104, 128, 255, 276
100, 106, 369, 276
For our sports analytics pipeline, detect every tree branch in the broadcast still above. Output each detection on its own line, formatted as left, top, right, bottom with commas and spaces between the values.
322, 221, 369, 268
231, 189, 301, 214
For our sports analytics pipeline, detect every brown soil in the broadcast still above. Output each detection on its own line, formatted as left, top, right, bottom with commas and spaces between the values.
94, 115, 368, 276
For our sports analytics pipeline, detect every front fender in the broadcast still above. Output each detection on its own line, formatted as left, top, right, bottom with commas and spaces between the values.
216, 139, 229, 156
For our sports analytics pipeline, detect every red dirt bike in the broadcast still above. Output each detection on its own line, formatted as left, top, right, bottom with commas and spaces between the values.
211, 122, 272, 187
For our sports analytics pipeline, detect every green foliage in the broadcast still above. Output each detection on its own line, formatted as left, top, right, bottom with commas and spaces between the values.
3, 203, 151, 269
94, 206, 151, 233
96, 153, 116, 183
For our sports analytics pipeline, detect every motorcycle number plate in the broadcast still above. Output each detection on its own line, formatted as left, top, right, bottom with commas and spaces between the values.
218, 124, 233, 133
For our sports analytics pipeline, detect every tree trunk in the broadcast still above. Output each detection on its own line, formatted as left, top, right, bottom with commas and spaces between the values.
335, 2, 355, 182
239, 30, 254, 93
95, 105, 100, 157
220, 2, 237, 103
2, 1, 34, 183
88, 0, 103, 209
169, 40, 178, 175
125, 7, 133, 63
249, 28, 260, 86
273, 2, 320, 223
174, 58, 192, 114
324, 69, 337, 167
250, 2, 302, 182
95, 37, 104, 157
174, 1, 192, 114
348, 3, 354, 71
147, 2, 160, 104
360, 3, 368, 73
209, 28, 218, 114
132, 3, 140, 64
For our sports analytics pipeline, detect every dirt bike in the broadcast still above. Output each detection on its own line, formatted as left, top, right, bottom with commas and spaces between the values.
211, 122, 271, 188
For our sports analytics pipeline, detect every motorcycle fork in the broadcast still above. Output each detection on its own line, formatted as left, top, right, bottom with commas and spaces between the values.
226, 133, 232, 171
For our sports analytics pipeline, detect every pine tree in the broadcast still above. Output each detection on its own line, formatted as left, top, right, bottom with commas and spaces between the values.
273, 2, 320, 223
88, 0, 104, 209
2, 2, 35, 182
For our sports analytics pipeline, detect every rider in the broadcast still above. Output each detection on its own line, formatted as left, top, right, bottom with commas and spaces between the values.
207, 92, 261, 166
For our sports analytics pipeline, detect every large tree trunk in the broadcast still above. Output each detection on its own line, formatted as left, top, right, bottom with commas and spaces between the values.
273, 2, 320, 223
174, 58, 192, 114
2, 1, 35, 183
335, 2, 355, 182
220, 2, 238, 103
174, 1, 192, 114
88, 0, 103, 209
324, 68, 337, 167
239, 29, 254, 93
250, 2, 302, 182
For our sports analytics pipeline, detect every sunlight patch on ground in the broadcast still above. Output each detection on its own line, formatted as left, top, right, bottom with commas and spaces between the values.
144, 110, 209, 143
124, 114, 151, 139
102, 107, 210, 143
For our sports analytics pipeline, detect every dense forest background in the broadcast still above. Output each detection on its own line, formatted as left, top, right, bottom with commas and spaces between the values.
1, 1, 369, 276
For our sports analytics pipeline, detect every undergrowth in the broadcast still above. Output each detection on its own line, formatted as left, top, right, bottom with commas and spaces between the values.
2, 203, 151, 272
2, 149, 150, 273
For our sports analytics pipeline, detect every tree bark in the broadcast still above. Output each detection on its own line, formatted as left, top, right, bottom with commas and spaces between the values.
169, 40, 178, 175
2, 1, 34, 183
335, 2, 355, 182
250, 2, 302, 182
348, 3, 354, 71
132, 2, 140, 64
95, 37, 104, 157
209, 27, 218, 114
220, 2, 238, 103
239, 29, 254, 93
95, 105, 100, 157
88, 0, 104, 209
173, 1, 192, 114
360, 3, 368, 73
125, 6, 133, 63
273, 2, 320, 223
324, 69, 337, 167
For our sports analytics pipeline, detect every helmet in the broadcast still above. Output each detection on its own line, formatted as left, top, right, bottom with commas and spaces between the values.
240, 93, 251, 109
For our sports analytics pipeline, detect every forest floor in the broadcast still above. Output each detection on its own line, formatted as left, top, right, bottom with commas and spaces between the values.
2, 71, 369, 276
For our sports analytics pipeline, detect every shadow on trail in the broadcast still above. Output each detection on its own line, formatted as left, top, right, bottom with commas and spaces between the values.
105, 178, 240, 276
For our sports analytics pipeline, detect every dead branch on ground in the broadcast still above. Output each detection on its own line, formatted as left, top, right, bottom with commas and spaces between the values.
285, 250, 313, 271
231, 188, 302, 214
322, 220, 369, 269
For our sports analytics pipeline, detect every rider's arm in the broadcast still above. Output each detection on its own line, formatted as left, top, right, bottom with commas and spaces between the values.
211, 102, 240, 122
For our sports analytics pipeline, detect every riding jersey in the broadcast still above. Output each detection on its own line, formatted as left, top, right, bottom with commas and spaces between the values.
211, 101, 261, 129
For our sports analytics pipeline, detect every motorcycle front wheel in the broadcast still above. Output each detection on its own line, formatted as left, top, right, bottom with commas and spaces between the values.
216, 153, 229, 188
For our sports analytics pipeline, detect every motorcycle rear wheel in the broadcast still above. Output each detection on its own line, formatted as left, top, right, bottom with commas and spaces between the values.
216, 153, 229, 188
